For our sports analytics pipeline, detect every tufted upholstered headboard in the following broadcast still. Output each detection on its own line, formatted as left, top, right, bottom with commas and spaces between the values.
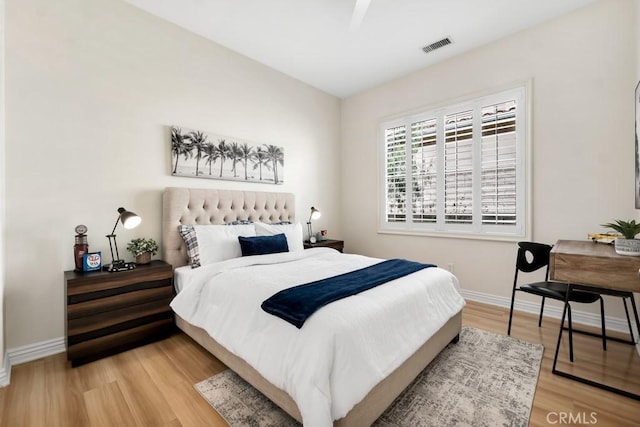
162, 187, 296, 268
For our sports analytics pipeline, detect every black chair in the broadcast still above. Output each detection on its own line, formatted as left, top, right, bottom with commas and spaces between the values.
508, 241, 607, 362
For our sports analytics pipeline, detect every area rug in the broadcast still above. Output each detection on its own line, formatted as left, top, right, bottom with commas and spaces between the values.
194, 326, 543, 427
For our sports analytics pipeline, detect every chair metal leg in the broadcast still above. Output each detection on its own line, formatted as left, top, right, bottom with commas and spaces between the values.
567, 304, 574, 363
623, 297, 634, 343
553, 286, 571, 373
538, 297, 545, 327
599, 296, 606, 351
630, 295, 640, 344
508, 288, 517, 336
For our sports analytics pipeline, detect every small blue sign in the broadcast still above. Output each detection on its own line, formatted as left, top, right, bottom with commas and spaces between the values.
83, 252, 102, 271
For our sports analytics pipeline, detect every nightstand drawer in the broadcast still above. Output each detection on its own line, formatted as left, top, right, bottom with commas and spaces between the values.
66, 267, 173, 296
67, 318, 174, 365
67, 298, 174, 344
67, 282, 173, 318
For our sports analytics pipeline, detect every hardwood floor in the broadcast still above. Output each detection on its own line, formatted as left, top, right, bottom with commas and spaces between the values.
1, 301, 639, 426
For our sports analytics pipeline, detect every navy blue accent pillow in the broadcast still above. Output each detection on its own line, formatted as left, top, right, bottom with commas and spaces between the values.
239, 233, 289, 256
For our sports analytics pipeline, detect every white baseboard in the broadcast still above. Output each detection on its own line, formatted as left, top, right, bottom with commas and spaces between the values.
460, 289, 638, 336
0, 352, 10, 387
0, 336, 65, 388
7, 336, 66, 366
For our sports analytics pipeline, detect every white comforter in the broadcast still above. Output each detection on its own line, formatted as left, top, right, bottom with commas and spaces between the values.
171, 248, 465, 427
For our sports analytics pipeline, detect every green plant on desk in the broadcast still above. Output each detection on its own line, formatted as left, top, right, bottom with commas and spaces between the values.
601, 219, 640, 256
601, 219, 640, 239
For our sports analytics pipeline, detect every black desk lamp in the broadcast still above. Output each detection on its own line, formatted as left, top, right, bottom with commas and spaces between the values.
105, 207, 141, 272
306, 207, 321, 243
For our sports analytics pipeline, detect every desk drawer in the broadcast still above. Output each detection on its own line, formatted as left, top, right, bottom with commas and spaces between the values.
551, 247, 640, 292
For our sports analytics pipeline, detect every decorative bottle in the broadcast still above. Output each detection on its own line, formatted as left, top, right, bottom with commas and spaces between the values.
74, 225, 89, 271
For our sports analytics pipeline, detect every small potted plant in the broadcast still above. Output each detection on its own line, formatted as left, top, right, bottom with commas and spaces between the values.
601, 219, 640, 256
126, 237, 159, 264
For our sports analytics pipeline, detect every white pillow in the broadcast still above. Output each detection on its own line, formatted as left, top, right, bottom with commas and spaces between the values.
254, 222, 304, 252
193, 224, 256, 265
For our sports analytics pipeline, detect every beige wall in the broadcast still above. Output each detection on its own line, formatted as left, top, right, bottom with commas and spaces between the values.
4, 0, 341, 349
341, 0, 637, 317
0, 0, 5, 372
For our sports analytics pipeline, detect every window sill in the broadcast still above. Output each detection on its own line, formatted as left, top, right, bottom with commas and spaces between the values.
377, 228, 528, 243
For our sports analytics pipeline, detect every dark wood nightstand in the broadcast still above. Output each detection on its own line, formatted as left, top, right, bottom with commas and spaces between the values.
304, 239, 344, 253
64, 260, 175, 366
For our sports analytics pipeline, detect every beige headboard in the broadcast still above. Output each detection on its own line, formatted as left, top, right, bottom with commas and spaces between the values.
162, 187, 296, 268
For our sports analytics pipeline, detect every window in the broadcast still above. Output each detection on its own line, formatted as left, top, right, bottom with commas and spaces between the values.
380, 86, 528, 239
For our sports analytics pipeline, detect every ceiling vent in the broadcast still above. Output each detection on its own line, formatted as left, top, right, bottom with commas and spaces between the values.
422, 37, 453, 54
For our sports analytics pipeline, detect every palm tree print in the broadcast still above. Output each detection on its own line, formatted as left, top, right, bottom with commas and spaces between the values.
214, 139, 229, 178
171, 127, 193, 174
203, 142, 217, 175
228, 142, 241, 178
264, 144, 284, 184
238, 143, 253, 180
170, 126, 284, 184
186, 130, 208, 176
251, 146, 270, 181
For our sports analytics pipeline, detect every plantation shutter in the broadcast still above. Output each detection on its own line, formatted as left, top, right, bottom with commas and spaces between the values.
385, 125, 407, 222
480, 100, 517, 225
411, 118, 437, 223
380, 85, 526, 239
444, 111, 473, 224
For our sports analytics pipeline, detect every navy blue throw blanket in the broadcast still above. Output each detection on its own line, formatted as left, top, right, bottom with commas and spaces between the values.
261, 259, 435, 328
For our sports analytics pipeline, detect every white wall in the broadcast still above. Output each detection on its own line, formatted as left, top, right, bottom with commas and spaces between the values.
0, 0, 5, 375
4, 0, 341, 349
341, 0, 637, 317
634, 0, 640, 328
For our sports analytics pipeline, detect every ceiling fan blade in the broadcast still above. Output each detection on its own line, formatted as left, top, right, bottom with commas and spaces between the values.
349, 0, 371, 32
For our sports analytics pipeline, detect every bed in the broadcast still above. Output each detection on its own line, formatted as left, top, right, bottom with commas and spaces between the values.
162, 186, 464, 426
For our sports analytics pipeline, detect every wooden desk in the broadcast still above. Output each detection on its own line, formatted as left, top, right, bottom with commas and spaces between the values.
550, 239, 640, 293
550, 239, 640, 400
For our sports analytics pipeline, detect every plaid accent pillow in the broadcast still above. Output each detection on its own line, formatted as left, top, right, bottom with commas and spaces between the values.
225, 220, 253, 225
178, 225, 201, 268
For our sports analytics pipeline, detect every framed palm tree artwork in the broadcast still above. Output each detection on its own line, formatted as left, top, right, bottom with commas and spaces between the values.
170, 126, 284, 185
